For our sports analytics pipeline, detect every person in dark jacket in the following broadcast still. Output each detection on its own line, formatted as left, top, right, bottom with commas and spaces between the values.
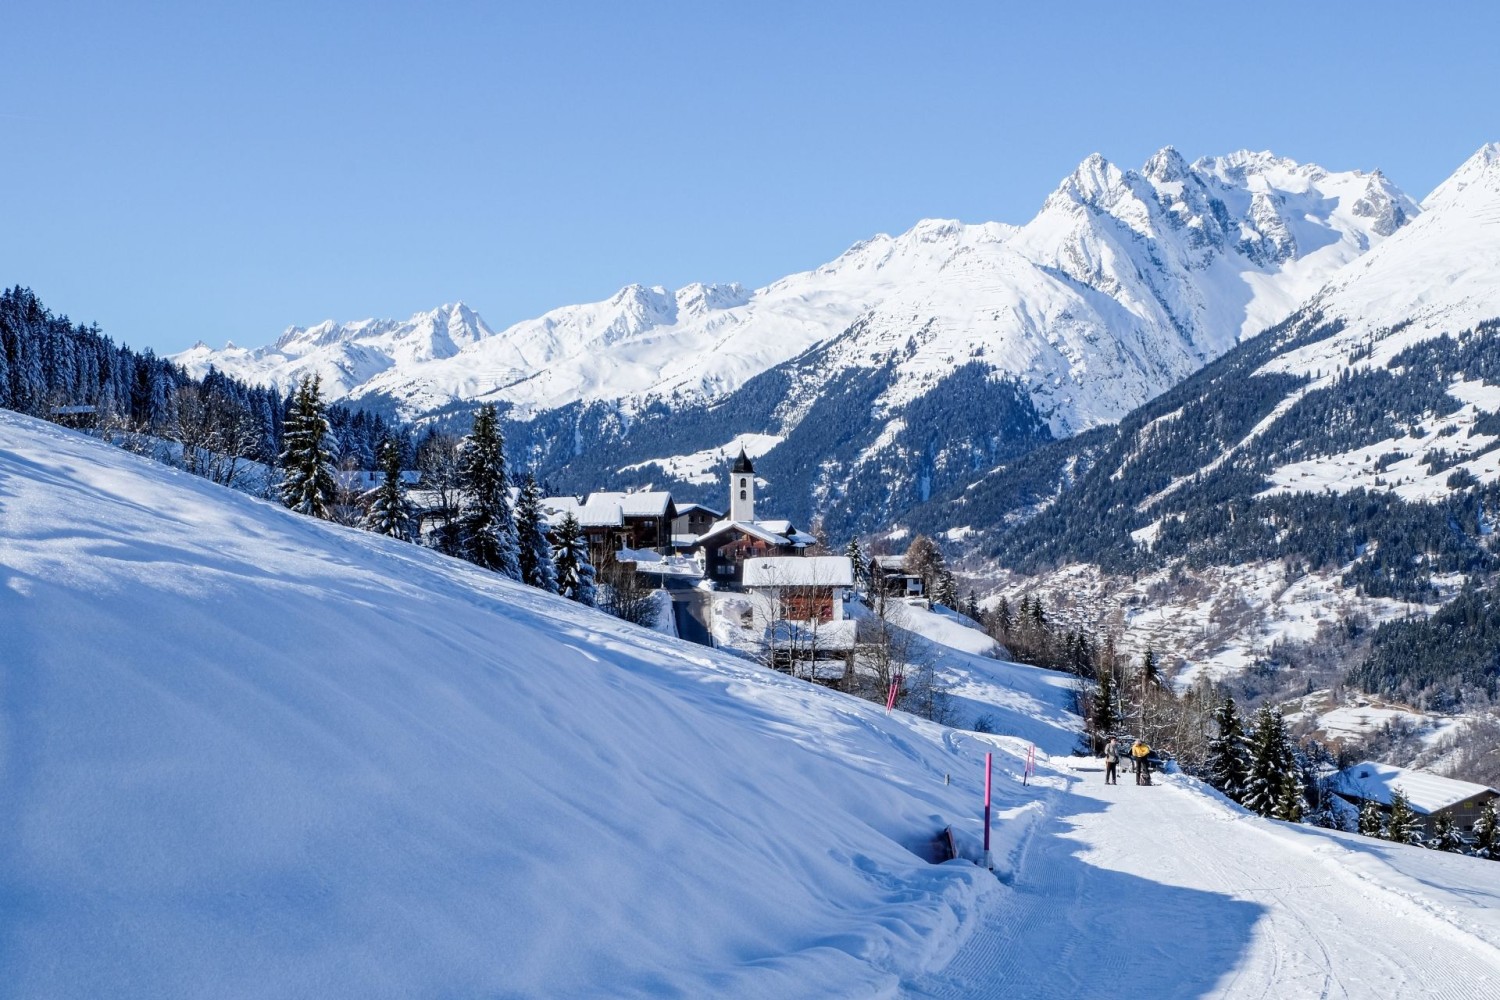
1102, 737, 1120, 785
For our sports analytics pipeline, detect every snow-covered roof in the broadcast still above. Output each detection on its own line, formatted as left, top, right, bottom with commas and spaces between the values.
872, 555, 907, 571
540, 496, 583, 528
674, 502, 724, 518
589, 490, 674, 518
1327, 761, 1497, 815
743, 556, 854, 589
576, 499, 624, 528
697, 519, 816, 550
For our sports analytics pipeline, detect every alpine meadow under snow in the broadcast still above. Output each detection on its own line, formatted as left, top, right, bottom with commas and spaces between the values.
11, 412, 1500, 997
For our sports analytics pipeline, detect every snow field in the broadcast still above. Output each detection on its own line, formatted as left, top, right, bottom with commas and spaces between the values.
0, 410, 1075, 998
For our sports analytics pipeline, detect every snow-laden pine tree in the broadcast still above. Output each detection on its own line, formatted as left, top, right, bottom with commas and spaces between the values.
1358, 800, 1386, 838
552, 511, 597, 607
1472, 799, 1499, 859
515, 472, 559, 593
1273, 768, 1305, 823
963, 591, 981, 622
1206, 697, 1252, 802
455, 405, 521, 579
364, 438, 413, 540
935, 569, 958, 609
1385, 789, 1421, 844
1427, 812, 1466, 853
278, 375, 338, 519
1242, 707, 1295, 817
844, 538, 866, 593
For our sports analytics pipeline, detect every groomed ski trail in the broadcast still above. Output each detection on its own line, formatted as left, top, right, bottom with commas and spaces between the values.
902, 766, 1500, 999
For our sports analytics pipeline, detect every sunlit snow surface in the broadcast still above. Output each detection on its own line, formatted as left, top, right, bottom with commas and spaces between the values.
8, 411, 1500, 998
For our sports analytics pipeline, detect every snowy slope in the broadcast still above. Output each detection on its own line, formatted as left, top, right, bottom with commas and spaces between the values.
8, 413, 1500, 997
178, 149, 1413, 435
0, 410, 1071, 998
906, 772, 1500, 998
1264, 142, 1500, 382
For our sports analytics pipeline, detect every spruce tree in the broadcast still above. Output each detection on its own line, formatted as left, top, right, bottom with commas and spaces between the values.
1091, 663, 1116, 752
364, 438, 413, 540
456, 404, 521, 579
1242, 707, 1292, 817
515, 472, 559, 593
1427, 812, 1465, 853
963, 590, 981, 622
552, 511, 597, 607
1386, 788, 1421, 845
845, 538, 866, 592
278, 375, 338, 519
1472, 799, 1499, 859
1273, 768, 1305, 823
936, 569, 958, 609
1358, 800, 1386, 838
1206, 697, 1252, 802
994, 596, 1014, 638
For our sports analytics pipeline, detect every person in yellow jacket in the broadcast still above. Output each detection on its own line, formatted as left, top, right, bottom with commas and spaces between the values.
1131, 739, 1152, 785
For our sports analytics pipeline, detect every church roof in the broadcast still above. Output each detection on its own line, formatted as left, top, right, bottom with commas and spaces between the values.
732, 446, 755, 474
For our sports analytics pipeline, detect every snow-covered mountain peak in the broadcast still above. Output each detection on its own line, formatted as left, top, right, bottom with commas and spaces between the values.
1262, 144, 1500, 381
1142, 145, 1190, 184
178, 146, 1419, 434
1422, 141, 1500, 211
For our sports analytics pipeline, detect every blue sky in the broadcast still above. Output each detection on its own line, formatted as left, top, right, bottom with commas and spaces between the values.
4, 1, 1497, 354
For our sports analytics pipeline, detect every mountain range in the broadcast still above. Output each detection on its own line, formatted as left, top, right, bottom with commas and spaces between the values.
920, 143, 1500, 695
178, 147, 1415, 439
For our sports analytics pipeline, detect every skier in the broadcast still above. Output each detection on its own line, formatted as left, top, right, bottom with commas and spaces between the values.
1102, 737, 1120, 785
1131, 738, 1152, 785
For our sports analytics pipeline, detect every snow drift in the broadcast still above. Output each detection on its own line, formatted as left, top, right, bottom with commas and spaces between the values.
0, 411, 1072, 998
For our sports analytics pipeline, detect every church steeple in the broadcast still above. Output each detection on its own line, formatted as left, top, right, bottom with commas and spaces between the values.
729, 446, 756, 521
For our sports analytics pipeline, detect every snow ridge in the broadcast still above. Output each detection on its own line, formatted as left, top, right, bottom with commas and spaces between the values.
176, 148, 1416, 434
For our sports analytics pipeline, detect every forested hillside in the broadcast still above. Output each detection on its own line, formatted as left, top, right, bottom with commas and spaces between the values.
0, 287, 401, 473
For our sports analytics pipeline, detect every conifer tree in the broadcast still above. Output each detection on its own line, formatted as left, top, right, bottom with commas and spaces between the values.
1091, 662, 1116, 752
278, 375, 338, 519
1273, 768, 1305, 823
1427, 812, 1465, 853
845, 538, 866, 592
1472, 799, 1499, 859
1243, 707, 1293, 817
364, 438, 413, 540
515, 472, 559, 593
994, 596, 1014, 639
1386, 788, 1421, 845
936, 569, 958, 609
552, 511, 597, 607
456, 404, 521, 579
1358, 800, 1386, 838
1206, 696, 1252, 802
963, 590, 981, 622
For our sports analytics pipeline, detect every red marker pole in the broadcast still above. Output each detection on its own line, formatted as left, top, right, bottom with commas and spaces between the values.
983, 752, 993, 869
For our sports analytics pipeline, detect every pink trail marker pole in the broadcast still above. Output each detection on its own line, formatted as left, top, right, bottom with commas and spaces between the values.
983, 752, 993, 869
1024, 744, 1035, 786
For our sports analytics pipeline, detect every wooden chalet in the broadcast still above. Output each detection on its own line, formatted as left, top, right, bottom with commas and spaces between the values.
1327, 761, 1500, 837
698, 518, 817, 585
742, 555, 857, 679
670, 502, 724, 551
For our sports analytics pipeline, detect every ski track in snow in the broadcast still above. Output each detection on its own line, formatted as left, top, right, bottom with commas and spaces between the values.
903, 771, 1500, 999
